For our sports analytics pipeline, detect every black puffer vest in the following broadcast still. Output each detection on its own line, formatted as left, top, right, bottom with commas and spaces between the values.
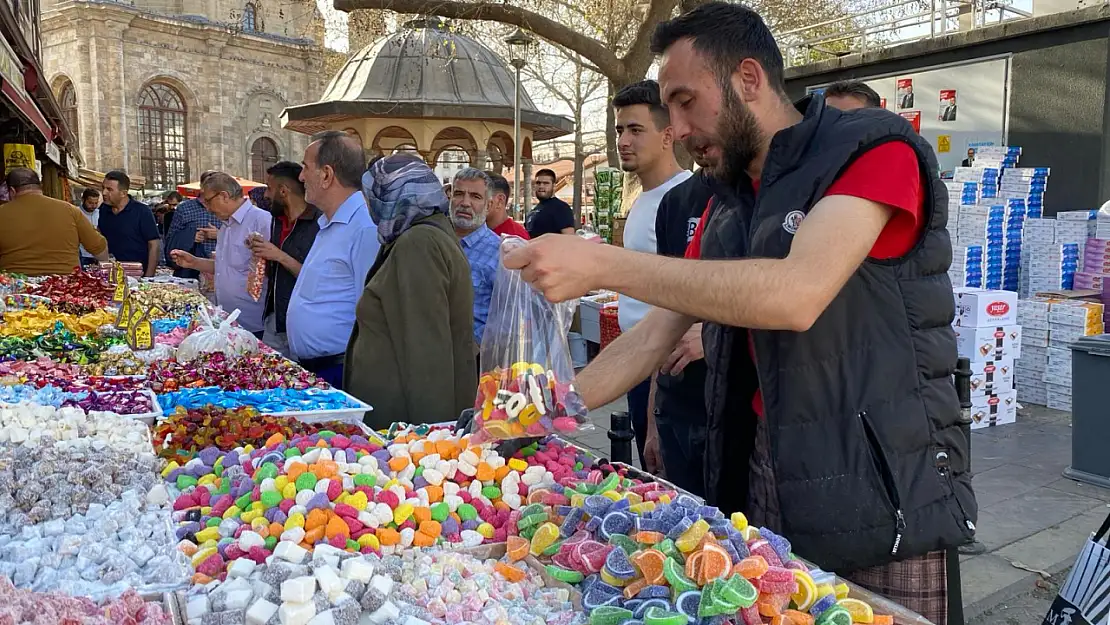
700, 96, 976, 573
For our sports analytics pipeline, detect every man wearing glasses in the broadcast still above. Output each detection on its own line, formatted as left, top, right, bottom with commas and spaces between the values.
170, 172, 271, 338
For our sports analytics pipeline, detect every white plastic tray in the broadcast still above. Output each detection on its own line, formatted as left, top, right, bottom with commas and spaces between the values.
126, 389, 165, 425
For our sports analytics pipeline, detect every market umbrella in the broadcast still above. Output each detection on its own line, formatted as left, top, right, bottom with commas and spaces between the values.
176, 176, 265, 198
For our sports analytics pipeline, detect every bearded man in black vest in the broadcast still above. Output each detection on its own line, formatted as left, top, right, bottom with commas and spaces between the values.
504, 3, 976, 622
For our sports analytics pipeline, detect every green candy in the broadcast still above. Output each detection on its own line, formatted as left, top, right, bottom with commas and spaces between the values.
481, 486, 501, 500
295, 472, 318, 492
520, 504, 544, 517
353, 474, 376, 488
663, 557, 698, 595
317, 430, 336, 439
545, 564, 584, 583
516, 512, 547, 530
656, 538, 681, 561
590, 606, 633, 625
520, 526, 537, 540
574, 462, 584, 471
519, 445, 537, 457
264, 535, 278, 550
597, 473, 620, 493
260, 491, 282, 508
215, 482, 231, 495
541, 539, 563, 557
643, 607, 688, 625
718, 574, 758, 609
816, 606, 853, 625
414, 466, 424, 477
457, 503, 478, 522
575, 482, 594, 495
346, 538, 359, 551
205, 517, 221, 527
235, 494, 252, 510
430, 502, 450, 522
176, 475, 198, 490
283, 447, 302, 458
608, 534, 638, 555
255, 462, 279, 481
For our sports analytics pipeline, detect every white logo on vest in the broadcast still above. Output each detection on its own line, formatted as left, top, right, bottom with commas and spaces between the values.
782, 210, 805, 234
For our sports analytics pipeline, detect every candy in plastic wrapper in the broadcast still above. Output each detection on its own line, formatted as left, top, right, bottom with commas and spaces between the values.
245, 232, 267, 302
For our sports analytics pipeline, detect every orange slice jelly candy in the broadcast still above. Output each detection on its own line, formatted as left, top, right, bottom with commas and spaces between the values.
872, 616, 895, 625
734, 555, 770, 580
758, 601, 782, 618
623, 577, 649, 600
782, 610, 815, 625
699, 543, 731, 585
506, 535, 530, 562
631, 549, 667, 585
633, 531, 665, 545
495, 561, 527, 583
684, 551, 704, 581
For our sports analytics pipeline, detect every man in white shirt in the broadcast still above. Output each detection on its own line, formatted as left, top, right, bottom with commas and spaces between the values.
78, 188, 101, 266
612, 79, 692, 472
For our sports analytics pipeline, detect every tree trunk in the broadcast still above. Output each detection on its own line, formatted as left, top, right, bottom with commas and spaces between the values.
606, 80, 618, 168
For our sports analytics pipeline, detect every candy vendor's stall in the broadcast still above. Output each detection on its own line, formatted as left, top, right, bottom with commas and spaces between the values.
0, 267, 935, 625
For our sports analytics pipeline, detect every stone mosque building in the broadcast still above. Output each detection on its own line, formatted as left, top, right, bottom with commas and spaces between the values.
40, 0, 330, 191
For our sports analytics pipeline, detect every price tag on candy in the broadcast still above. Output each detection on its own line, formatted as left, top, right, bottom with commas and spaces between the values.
116, 295, 133, 329
128, 309, 154, 350
111, 279, 127, 304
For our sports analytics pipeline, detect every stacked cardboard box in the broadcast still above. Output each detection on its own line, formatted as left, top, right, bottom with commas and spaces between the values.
1074, 238, 1110, 327
1016, 298, 1050, 406
998, 167, 1048, 219
1097, 211, 1110, 240
956, 204, 1006, 290
1015, 295, 1106, 409
953, 288, 1019, 428
951, 244, 984, 288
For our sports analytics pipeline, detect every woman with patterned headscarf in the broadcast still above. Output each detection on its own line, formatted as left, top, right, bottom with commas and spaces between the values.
345, 153, 477, 426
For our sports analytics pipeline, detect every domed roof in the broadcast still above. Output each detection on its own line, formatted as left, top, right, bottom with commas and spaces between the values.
283, 19, 574, 140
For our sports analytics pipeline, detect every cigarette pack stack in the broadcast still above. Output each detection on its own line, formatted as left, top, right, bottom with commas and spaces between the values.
953, 288, 1020, 428
997, 168, 1048, 218
1020, 219, 1081, 296
972, 145, 1023, 169
1096, 210, 1110, 239
1000, 199, 1029, 291
953, 167, 1001, 197
945, 181, 981, 207
1075, 238, 1110, 326
1056, 210, 1098, 266
1044, 299, 1105, 410
1016, 298, 1051, 405
956, 204, 1006, 289
951, 244, 984, 288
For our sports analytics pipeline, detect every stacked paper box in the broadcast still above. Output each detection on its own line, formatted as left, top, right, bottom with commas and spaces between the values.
953, 288, 1019, 428
1044, 299, 1105, 410
1075, 238, 1110, 327
956, 204, 1006, 289
1097, 211, 1110, 239
951, 245, 984, 288
1020, 219, 1080, 296
1016, 298, 1050, 405
1056, 210, 1097, 268
998, 168, 1048, 218
972, 145, 1022, 169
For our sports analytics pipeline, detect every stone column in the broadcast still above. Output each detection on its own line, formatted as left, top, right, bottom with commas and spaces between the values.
522, 158, 533, 217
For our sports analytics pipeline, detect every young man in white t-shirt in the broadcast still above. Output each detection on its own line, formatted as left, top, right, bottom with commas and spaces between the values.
612, 79, 693, 472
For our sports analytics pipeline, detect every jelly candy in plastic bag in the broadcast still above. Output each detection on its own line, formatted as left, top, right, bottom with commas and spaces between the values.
176, 307, 259, 362
471, 236, 590, 441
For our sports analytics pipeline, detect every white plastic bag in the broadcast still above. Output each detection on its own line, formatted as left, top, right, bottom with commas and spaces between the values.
176, 308, 259, 362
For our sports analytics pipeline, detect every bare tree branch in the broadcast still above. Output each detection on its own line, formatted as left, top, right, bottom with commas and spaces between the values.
335, 0, 628, 79
620, 0, 680, 80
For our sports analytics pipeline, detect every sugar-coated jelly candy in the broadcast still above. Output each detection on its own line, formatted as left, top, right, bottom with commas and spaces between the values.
631, 549, 666, 585
815, 605, 853, 625
589, 605, 634, 625
663, 557, 698, 595
698, 543, 731, 585
792, 569, 819, 611
506, 535, 529, 562
530, 522, 560, 556
643, 606, 688, 625
675, 519, 710, 553
837, 599, 874, 624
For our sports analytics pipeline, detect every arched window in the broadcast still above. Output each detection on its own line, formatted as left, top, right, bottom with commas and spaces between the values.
138, 83, 189, 190
242, 3, 256, 31
250, 137, 279, 181
59, 80, 78, 146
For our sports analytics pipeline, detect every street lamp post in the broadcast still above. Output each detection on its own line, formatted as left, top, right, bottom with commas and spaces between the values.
505, 28, 533, 220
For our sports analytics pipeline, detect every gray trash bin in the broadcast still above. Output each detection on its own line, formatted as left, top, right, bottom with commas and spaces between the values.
1064, 334, 1110, 489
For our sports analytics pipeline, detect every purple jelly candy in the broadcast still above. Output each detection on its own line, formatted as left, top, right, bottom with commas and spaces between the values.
584, 495, 612, 517
666, 517, 693, 541
810, 594, 837, 617
675, 591, 701, 619
413, 476, 428, 490
585, 517, 603, 532
697, 505, 721, 519
635, 585, 670, 599
222, 451, 239, 467
556, 505, 575, 517
344, 449, 357, 463
560, 508, 584, 538
623, 599, 645, 617
176, 522, 201, 540
461, 519, 480, 531
635, 517, 663, 533
306, 492, 329, 511
721, 541, 740, 564
604, 546, 636, 579
609, 498, 631, 513
166, 468, 184, 483
442, 517, 460, 535
198, 447, 220, 466
371, 450, 392, 467
674, 495, 699, 510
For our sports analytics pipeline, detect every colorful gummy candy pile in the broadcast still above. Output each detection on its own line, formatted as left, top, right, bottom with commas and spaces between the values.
156, 387, 364, 414
472, 362, 590, 441
146, 352, 328, 393
508, 491, 894, 625
0, 578, 173, 624
26, 269, 116, 315
0, 383, 156, 416
152, 406, 370, 460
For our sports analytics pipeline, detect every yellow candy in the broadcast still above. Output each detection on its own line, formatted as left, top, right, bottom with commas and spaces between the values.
482, 401, 494, 421
658, 494, 671, 505
529, 364, 544, 375
476, 523, 495, 539
222, 505, 242, 520
190, 546, 217, 567
510, 362, 532, 378
792, 570, 818, 611
741, 526, 761, 541
834, 582, 850, 600
348, 491, 369, 511
838, 599, 875, 624
335, 493, 349, 505
629, 502, 656, 514
507, 458, 528, 472
241, 510, 260, 523
251, 517, 269, 530
249, 502, 264, 512
518, 404, 540, 426
394, 503, 414, 526
194, 527, 220, 543
200, 506, 212, 516
676, 519, 710, 553
274, 476, 289, 492
357, 533, 380, 550
601, 490, 622, 502
570, 494, 586, 508
816, 583, 836, 599
285, 512, 305, 530
161, 461, 180, 478
529, 522, 560, 556
242, 445, 255, 454
282, 484, 297, 499
384, 478, 398, 490
731, 512, 749, 531
622, 492, 644, 506
482, 420, 514, 439
197, 475, 217, 486
599, 569, 627, 587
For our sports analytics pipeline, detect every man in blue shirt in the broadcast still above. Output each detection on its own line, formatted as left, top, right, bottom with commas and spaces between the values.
97, 170, 160, 276
165, 170, 221, 279
450, 167, 501, 347
286, 131, 380, 388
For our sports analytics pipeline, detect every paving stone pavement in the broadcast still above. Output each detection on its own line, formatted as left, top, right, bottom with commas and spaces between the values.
565, 398, 1107, 624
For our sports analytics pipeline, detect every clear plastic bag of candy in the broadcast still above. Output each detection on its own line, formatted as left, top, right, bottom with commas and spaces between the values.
471, 236, 589, 441
245, 232, 267, 301
176, 308, 259, 362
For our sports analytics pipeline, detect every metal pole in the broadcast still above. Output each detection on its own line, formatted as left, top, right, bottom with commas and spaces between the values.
608, 411, 635, 465
512, 61, 523, 220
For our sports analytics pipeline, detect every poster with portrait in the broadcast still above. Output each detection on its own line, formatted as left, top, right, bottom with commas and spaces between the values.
900, 111, 922, 133
880, 97, 888, 109
896, 78, 914, 110
939, 89, 958, 122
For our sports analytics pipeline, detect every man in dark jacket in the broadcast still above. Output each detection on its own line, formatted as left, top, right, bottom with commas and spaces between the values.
165, 170, 220, 279
504, 4, 974, 623
248, 161, 320, 357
